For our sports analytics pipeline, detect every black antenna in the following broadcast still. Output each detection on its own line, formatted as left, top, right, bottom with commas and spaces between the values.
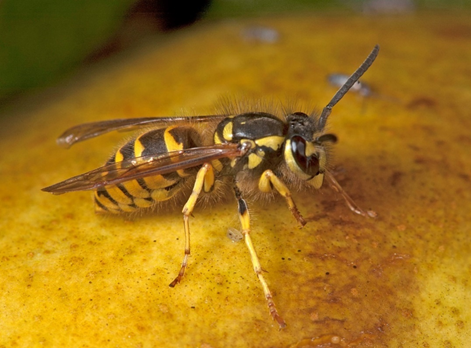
318, 45, 380, 130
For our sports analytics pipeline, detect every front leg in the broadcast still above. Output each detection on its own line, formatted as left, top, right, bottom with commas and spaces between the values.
258, 169, 306, 227
325, 170, 377, 218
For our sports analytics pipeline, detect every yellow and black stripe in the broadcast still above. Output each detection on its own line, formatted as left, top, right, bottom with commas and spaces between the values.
94, 126, 200, 213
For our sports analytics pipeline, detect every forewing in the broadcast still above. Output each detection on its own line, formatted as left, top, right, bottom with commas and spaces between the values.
57, 115, 228, 148
42, 143, 245, 194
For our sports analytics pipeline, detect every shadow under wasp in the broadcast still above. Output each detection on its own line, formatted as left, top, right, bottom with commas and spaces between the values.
43, 45, 379, 329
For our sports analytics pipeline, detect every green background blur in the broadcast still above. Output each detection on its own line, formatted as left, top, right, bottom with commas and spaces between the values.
0, 0, 468, 104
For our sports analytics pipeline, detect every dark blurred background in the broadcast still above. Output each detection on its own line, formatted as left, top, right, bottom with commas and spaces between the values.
0, 0, 468, 105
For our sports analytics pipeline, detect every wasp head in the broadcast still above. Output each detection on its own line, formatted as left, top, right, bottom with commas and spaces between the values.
284, 112, 337, 189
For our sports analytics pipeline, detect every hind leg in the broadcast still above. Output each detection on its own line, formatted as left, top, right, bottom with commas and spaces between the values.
169, 163, 215, 287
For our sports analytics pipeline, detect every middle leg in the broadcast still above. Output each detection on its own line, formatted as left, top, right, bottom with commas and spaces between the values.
233, 184, 287, 329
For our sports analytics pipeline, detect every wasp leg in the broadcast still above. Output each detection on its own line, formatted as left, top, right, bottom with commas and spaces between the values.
325, 170, 377, 218
258, 169, 306, 227
169, 163, 215, 287
234, 185, 287, 329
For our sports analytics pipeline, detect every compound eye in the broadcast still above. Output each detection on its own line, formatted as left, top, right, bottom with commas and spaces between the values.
290, 136, 319, 177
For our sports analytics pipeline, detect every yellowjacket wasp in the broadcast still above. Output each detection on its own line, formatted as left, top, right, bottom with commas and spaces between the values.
43, 45, 379, 328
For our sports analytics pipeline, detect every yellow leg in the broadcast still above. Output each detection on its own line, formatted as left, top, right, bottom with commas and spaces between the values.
234, 185, 287, 329
259, 169, 306, 226
169, 163, 214, 287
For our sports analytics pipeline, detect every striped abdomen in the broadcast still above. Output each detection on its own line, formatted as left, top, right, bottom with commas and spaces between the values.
94, 126, 200, 214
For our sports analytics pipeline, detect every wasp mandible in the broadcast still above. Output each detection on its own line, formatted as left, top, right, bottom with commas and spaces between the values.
43, 45, 380, 328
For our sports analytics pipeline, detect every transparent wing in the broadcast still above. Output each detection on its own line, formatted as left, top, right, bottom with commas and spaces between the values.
57, 115, 229, 148
42, 143, 247, 194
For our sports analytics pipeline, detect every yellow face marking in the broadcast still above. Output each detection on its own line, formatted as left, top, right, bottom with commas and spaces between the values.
318, 147, 327, 170
283, 140, 295, 168
304, 142, 317, 157
285, 139, 327, 185
283, 139, 312, 181
308, 173, 324, 189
